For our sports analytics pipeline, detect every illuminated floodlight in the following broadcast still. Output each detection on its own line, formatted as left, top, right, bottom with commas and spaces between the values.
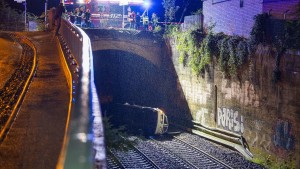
97, 0, 143, 5
143, 1, 150, 9
119, 0, 128, 5
14, 0, 25, 2
77, 0, 85, 3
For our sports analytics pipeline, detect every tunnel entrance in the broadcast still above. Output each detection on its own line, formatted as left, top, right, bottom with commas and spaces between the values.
93, 50, 166, 108
93, 49, 193, 131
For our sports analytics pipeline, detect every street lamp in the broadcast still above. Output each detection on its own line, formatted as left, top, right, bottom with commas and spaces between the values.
45, 0, 48, 30
119, 0, 129, 28
142, 1, 150, 17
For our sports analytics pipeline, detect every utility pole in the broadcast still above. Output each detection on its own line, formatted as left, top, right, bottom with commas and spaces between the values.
119, 0, 128, 28
24, 0, 26, 31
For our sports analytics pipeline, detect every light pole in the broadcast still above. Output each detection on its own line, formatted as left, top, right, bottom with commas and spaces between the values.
24, 0, 26, 31
45, 0, 48, 30
119, 0, 128, 28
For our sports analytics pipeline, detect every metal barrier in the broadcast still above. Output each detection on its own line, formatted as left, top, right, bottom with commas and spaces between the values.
56, 18, 106, 169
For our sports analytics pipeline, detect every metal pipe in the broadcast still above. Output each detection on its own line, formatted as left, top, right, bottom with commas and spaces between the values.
284, 10, 289, 20
268, 9, 272, 16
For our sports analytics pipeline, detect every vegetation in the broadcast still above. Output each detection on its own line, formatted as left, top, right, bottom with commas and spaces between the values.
171, 25, 250, 77
251, 148, 296, 169
0, 0, 45, 31
103, 117, 136, 151
191, 9, 202, 15
0, 0, 24, 31
162, 0, 179, 23
167, 3, 300, 81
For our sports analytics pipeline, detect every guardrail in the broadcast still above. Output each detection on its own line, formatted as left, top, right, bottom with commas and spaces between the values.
55, 18, 106, 169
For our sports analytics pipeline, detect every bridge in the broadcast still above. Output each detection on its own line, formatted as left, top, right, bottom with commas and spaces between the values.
85, 29, 166, 67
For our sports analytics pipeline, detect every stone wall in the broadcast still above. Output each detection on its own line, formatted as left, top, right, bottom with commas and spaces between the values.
86, 29, 165, 67
168, 38, 300, 166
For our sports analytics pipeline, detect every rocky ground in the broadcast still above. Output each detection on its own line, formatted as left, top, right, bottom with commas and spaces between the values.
0, 33, 34, 132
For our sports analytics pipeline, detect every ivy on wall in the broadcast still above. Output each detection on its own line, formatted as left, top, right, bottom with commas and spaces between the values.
172, 27, 250, 77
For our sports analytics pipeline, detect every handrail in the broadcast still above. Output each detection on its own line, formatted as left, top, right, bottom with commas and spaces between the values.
55, 17, 106, 169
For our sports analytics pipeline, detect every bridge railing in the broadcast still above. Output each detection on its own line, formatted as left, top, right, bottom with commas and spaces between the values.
55, 16, 106, 169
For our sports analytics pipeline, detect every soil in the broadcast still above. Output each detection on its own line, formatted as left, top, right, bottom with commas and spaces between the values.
0, 33, 22, 89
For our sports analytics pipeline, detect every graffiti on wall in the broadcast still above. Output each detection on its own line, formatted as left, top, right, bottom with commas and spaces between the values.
217, 107, 244, 134
273, 120, 295, 151
195, 108, 209, 125
247, 120, 271, 152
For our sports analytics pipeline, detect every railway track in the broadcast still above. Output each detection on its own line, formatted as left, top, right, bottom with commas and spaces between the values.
175, 133, 264, 169
106, 149, 125, 169
107, 137, 160, 169
107, 131, 263, 169
0, 33, 36, 142
152, 135, 233, 169
130, 136, 196, 169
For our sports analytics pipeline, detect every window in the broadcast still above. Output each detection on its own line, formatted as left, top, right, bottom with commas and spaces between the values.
212, 0, 230, 4
263, 0, 290, 3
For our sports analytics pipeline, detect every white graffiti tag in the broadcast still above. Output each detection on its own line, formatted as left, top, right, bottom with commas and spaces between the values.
195, 108, 209, 125
217, 108, 244, 134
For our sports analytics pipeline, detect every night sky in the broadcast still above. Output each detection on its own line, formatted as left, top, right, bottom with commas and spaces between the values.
5, 0, 202, 21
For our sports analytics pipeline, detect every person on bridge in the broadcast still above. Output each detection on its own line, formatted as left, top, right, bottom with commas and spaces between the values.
151, 13, 159, 28
55, 3, 65, 36
84, 9, 91, 28
79, 7, 85, 27
129, 11, 136, 29
135, 12, 141, 30
74, 8, 80, 25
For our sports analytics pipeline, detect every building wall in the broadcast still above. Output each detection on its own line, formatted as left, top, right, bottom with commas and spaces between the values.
202, 0, 300, 37
168, 38, 300, 166
263, 0, 300, 19
203, 0, 263, 37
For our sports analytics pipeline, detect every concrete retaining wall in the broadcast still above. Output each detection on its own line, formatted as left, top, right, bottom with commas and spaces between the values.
167, 38, 300, 166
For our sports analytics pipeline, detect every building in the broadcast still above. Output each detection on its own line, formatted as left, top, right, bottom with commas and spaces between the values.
202, 0, 300, 37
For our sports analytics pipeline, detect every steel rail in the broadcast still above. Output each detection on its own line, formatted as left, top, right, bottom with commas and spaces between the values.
173, 136, 234, 169
130, 143, 161, 169
118, 136, 161, 169
106, 148, 126, 169
149, 137, 198, 169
